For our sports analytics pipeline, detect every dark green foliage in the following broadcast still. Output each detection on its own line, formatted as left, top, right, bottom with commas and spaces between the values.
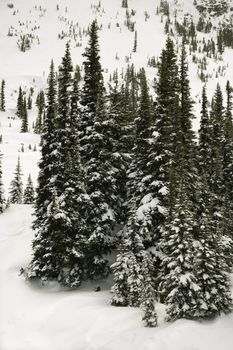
9, 157, 23, 204
80, 21, 117, 278
141, 253, 157, 327
161, 177, 200, 321
35, 91, 45, 134
21, 98, 28, 132
16, 86, 24, 118
28, 61, 61, 280
0, 80, 6, 111
23, 174, 35, 204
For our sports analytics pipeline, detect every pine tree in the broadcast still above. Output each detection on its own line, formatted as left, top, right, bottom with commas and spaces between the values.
198, 86, 212, 181
222, 81, 233, 238
141, 253, 158, 327
194, 177, 232, 318
57, 77, 88, 288
23, 174, 35, 204
0, 152, 5, 213
0, 80, 6, 111
9, 157, 23, 204
127, 68, 153, 212
161, 176, 201, 321
80, 21, 117, 279
28, 61, 61, 281
21, 97, 28, 132
35, 91, 45, 134
145, 37, 180, 289
27, 94, 32, 110
107, 73, 128, 224
111, 215, 145, 306
16, 86, 24, 118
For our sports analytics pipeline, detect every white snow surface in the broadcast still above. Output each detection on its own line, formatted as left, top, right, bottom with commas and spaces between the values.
0, 205, 233, 350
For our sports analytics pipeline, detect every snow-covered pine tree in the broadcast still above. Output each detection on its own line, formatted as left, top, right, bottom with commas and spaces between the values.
111, 214, 144, 306
57, 78, 88, 288
198, 86, 212, 181
0, 152, 5, 213
23, 174, 35, 204
9, 157, 23, 204
222, 81, 233, 241
107, 72, 128, 224
28, 60, 62, 281
127, 68, 153, 213
80, 21, 117, 279
16, 86, 24, 118
194, 176, 232, 318
146, 37, 180, 290
35, 91, 45, 134
0, 80, 5, 111
161, 174, 201, 321
21, 97, 28, 132
141, 252, 158, 327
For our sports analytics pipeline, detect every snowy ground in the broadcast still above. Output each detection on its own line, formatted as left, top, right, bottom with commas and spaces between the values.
0, 205, 233, 350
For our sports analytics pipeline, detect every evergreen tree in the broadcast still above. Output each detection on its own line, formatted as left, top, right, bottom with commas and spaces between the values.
198, 86, 212, 181
9, 157, 23, 204
23, 174, 35, 204
27, 94, 32, 110
57, 77, 88, 287
161, 176, 201, 321
80, 21, 117, 278
194, 177, 232, 318
0, 152, 5, 213
28, 61, 61, 280
222, 81, 233, 218
141, 253, 158, 327
16, 86, 24, 118
146, 37, 180, 289
21, 97, 28, 132
35, 91, 45, 134
111, 215, 145, 306
0, 80, 6, 111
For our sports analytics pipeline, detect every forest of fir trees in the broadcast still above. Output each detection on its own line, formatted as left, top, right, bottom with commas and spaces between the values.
0, 20, 232, 327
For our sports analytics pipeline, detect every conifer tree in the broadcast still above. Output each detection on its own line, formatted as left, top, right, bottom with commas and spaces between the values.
28, 61, 61, 280
194, 177, 232, 318
161, 176, 201, 321
0, 80, 6, 111
108, 73, 128, 224
35, 91, 45, 134
27, 94, 32, 110
198, 86, 212, 181
111, 215, 145, 306
23, 174, 35, 204
223, 81, 233, 215
16, 86, 24, 118
146, 37, 180, 285
9, 157, 23, 204
0, 152, 5, 213
80, 21, 117, 278
141, 253, 158, 327
21, 97, 28, 132
57, 77, 88, 287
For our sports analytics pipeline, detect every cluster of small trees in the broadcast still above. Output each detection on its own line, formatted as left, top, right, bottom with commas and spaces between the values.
8, 157, 35, 205
25, 21, 233, 327
0, 155, 35, 213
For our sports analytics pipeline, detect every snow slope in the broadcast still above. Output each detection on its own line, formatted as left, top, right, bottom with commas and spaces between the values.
0, 205, 233, 350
